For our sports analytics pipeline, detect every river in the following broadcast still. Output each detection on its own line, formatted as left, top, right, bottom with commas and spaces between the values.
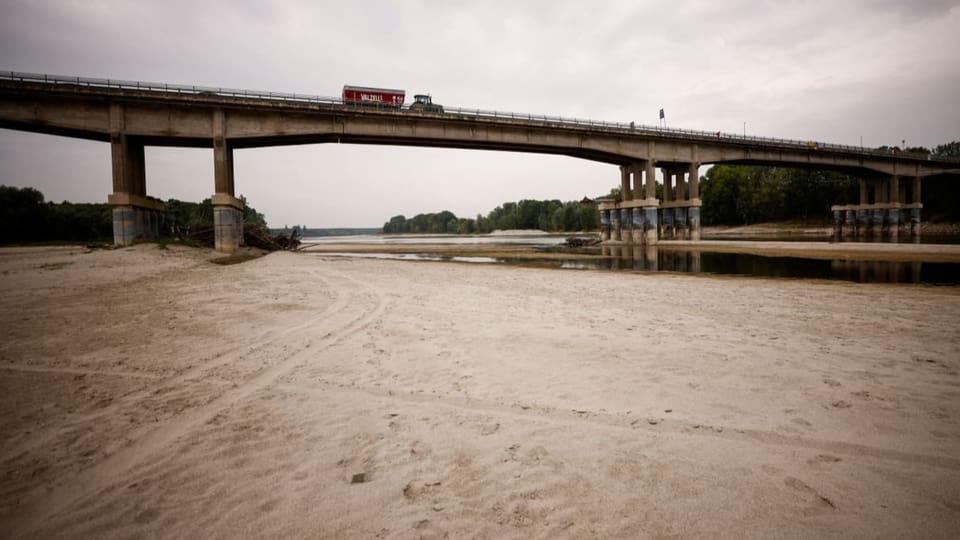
301, 233, 960, 285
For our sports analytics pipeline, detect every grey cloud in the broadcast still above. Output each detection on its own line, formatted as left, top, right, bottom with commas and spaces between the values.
1, 0, 958, 227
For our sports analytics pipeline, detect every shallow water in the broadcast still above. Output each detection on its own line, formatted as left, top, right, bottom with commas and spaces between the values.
303, 234, 960, 285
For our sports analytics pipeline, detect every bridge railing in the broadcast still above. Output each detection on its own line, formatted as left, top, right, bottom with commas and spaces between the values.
3, 71, 957, 164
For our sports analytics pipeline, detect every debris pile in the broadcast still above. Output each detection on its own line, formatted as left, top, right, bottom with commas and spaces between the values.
563, 236, 601, 248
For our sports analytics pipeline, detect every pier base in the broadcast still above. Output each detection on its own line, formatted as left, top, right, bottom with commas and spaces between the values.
832, 203, 921, 241
108, 193, 165, 246
213, 193, 245, 253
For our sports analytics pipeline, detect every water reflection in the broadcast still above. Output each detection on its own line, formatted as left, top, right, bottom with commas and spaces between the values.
312, 248, 959, 285
597, 246, 957, 284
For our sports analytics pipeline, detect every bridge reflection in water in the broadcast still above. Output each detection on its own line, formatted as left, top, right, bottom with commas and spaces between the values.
579, 246, 957, 285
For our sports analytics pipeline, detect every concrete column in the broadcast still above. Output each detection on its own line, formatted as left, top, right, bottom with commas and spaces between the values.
833, 209, 843, 238
213, 109, 235, 195
662, 168, 673, 202
888, 208, 901, 241
676, 167, 687, 201
630, 163, 643, 201
111, 136, 146, 197
859, 180, 869, 205
662, 208, 674, 239
856, 208, 869, 237
911, 177, 922, 238
211, 109, 243, 252
611, 207, 622, 242
620, 208, 631, 242
212, 193, 244, 252
644, 207, 658, 245
871, 206, 884, 235
844, 209, 856, 238
111, 206, 137, 245
620, 166, 631, 202
675, 207, 688, 239
857, 206, 870, 237
108, 193, 165, 245
600, 209, 611, 241
645, 160, 656, 200
688, 162, 700, 200
108, 103, 159, 246
631, 208, 644, 244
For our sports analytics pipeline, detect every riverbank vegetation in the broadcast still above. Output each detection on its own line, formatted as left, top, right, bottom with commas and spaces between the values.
382, 199, 601, 234
701, 141, 959, 225
0, 185, 274, 246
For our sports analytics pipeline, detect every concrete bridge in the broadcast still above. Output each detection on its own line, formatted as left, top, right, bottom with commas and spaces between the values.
2, 72, 957, 251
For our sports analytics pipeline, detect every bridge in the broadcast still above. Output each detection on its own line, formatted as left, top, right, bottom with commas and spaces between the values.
2, 72, 957, 251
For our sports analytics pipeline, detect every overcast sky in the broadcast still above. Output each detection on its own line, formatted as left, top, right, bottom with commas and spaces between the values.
2, 0, 958, 227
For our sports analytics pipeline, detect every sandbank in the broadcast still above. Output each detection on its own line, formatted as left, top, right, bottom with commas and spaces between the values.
1, 244, 958, 538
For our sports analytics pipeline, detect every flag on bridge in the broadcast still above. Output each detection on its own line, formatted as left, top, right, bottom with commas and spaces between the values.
659, 108, 665, 120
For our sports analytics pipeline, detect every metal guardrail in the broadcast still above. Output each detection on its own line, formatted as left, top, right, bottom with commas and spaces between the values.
3, 70, 957, 164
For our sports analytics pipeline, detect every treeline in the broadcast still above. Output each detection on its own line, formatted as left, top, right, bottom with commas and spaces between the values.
701, 140, 960, 225
0, 186, 113, 243
0, 185, 270, 244
382, 199, 600, 234
700, 166, 858, 225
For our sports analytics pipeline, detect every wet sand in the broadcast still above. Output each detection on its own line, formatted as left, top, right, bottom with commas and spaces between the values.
1, 244, 959, 538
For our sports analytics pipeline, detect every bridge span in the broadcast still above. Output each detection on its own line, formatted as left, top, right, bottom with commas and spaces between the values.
2, 72, 957, 251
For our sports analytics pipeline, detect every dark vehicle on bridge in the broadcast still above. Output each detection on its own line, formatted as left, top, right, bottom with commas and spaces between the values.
408, 94, 444, 113
342, 85, 405, 108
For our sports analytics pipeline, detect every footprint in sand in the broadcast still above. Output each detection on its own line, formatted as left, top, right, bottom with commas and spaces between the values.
480, 422, 500, 436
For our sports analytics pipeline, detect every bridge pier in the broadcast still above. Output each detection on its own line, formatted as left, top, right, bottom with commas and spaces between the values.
107, 105, 165, 245
844, 208, 856, 238
610, 207, 622, 242
657, 164, 701, 241
213, 109, 244, 253
600, 160, 659, 245
213, 194, 244, 253
833, 175, 922, 241
911, 177, 922, 237
600, 209, 611, 241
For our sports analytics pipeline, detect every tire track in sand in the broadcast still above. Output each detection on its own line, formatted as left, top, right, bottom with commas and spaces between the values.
276, 379, 960, 473
2, 269, 345, 461
4, 268, 392, 537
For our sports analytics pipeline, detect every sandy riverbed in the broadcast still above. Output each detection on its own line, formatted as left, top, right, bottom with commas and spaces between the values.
1, 244, 959, 538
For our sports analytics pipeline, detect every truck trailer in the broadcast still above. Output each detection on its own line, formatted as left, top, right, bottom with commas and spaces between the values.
342, 85, 405, 108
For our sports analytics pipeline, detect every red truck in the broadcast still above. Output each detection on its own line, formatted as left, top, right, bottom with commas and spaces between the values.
342, 85, 405, 108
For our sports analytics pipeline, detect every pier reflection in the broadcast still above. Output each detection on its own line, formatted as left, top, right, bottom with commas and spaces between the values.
593, 246, 951, 284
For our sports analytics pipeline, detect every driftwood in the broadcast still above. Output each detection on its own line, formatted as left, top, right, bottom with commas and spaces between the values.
564, 236, 601, 248
168, 224, 301, 251
244, 228, 301, 251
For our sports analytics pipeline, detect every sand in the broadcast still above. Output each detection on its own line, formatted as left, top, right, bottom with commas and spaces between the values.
1, 244, 959, 538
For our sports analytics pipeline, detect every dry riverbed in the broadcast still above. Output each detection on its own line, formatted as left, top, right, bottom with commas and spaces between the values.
1, 244, 959, 538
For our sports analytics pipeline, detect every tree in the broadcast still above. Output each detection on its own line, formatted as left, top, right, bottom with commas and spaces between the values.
933, 141, 960, 158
